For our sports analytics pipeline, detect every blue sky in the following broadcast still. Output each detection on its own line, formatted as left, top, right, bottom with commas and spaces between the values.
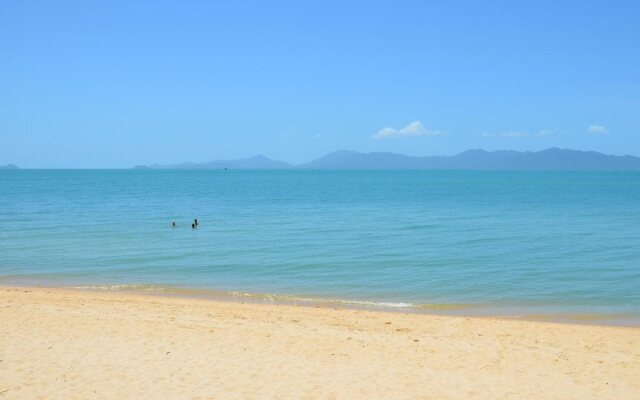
1, 1, 639, 167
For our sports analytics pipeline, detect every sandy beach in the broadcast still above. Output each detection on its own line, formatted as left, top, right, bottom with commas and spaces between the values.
1, 287, 639, 399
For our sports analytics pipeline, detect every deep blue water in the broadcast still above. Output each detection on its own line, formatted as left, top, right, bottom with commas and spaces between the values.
1, 170, 639, 322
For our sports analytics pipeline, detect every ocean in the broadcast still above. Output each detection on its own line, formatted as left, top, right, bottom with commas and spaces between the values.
1, 169, 639, 324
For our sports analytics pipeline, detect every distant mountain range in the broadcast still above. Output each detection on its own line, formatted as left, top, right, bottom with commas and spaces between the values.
134, 148, 640, 170
0, 164, 19, 170
134, 155, 292, 170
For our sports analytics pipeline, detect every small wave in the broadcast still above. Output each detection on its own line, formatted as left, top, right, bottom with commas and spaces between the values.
226, 292, 416, 309
332, 299, 414, 308
416, 303, 477, 311
72, 284, 168, 293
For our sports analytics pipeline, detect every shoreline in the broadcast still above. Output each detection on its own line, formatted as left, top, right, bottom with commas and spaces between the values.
2, 286, 640, 398
1, 281, 638, 328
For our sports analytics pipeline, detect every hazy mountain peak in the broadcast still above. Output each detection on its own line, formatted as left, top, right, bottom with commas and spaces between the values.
298, 148, 640, 170
135, 155, 293, 169
0, 164, 19, 170
458, 149, 488, 155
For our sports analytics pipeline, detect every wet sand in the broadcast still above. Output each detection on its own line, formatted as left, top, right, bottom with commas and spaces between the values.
1, 286, 639, 399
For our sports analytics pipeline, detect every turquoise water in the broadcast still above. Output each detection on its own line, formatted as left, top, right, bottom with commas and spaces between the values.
1, 170, 639, 323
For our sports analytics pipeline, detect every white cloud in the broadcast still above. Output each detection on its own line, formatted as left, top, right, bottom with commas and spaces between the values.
373, 120, 443, 139
501, 131, 527, 138
375, 127, 398, 138
587, 124, 609, 135
481, 132, 494, 138
535, 129, 556, 137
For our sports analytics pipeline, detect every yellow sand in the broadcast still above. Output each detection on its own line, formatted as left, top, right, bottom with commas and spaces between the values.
1, 287, 639, 399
